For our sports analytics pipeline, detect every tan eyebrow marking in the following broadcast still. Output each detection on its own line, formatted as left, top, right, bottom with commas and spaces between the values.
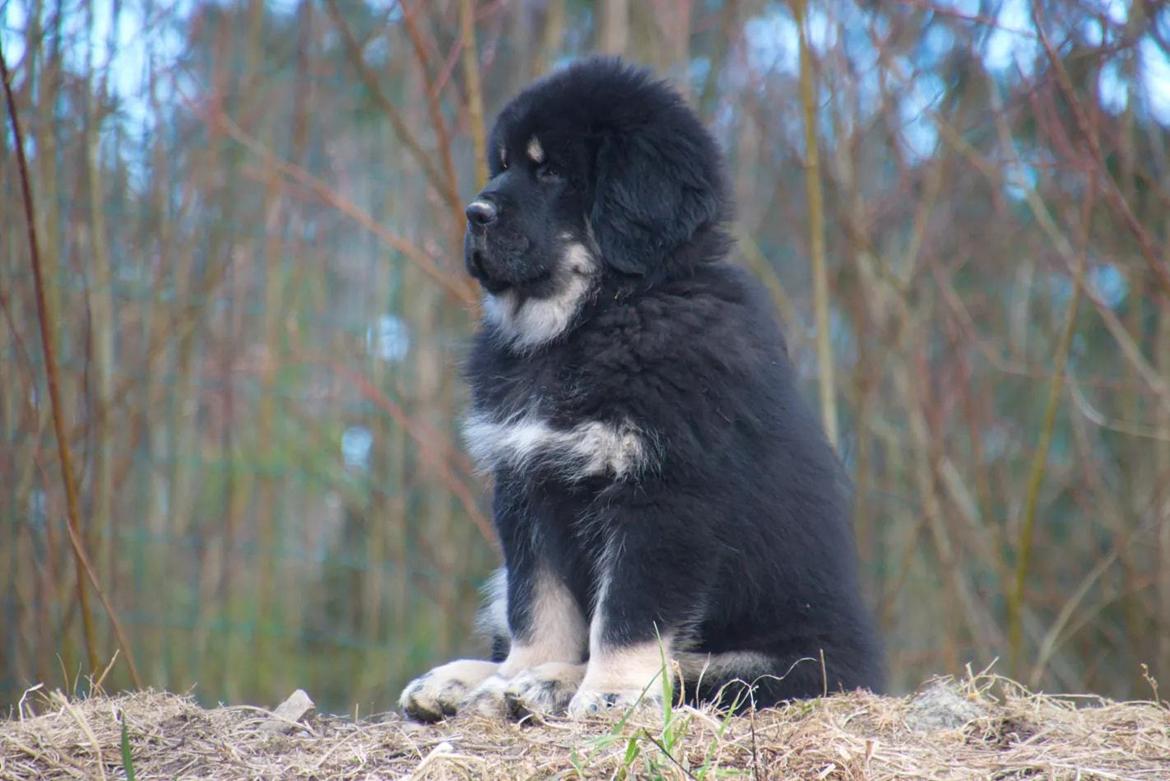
527, 136, 544, 164
500, 146, 508, 167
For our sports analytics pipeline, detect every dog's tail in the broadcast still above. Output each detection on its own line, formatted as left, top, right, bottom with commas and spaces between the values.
474, 567, 510, 662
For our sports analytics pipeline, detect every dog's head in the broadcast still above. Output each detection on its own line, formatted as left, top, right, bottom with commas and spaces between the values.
465, 58, 729, 347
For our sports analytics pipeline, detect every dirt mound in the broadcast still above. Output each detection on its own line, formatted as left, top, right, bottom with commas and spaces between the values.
2, 675, 1167, 779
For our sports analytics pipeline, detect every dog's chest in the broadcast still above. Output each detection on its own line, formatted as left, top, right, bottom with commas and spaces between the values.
471, 347, 582, 420
464, 343, 647, 483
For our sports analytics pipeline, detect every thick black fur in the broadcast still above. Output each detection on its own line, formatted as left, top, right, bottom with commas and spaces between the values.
464, 58, 884, 707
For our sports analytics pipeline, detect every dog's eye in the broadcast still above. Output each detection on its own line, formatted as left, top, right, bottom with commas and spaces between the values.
537, 163, 562, 183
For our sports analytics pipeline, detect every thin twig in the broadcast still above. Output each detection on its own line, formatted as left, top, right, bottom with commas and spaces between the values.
208, 106, 477, 307
325, 360, 496, 547
323, 0, 460, 212
2, 35, 100, 679
640, 731, 699, 781
400, 1, 465, 243
1029, 1, 1170, 300
1008, 191, 1089, 678
1, 37, 143, 690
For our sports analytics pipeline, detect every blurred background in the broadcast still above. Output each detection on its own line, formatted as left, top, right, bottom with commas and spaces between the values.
2, 0, 1169, 715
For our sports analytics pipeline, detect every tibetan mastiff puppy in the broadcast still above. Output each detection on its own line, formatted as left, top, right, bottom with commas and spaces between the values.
400, 57, 883, 721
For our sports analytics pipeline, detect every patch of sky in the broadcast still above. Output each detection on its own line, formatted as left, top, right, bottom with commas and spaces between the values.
551, 53, 578, 72
709, 101, 737, 141
1100, 0, 1129, 25
744, 7, 798, 76
364, 34, 391, 67
805, 5, 836, 54
933, 0, 982, 13
984, 0, 1037, 77
688, 56, 711, 91
261, 0, 301, 15
1047, 258, 1126, 312
94, 1, 188, 126
1098, 58, 1128, 114
1140, 36, 1170, 125
1, 1, 29, 63
1088, 263, 1127, 309
366, 314, 410, 363
28, 490, 46, 531
840, 12, 878, 70
1081, 16, 1104, 47
341, 425, 373, 471
1078, 8, 1126, 49
1002, 151, 1039, 201
922, 23, 955, 68
829, 307, 856, 367
899, 74, 944, 163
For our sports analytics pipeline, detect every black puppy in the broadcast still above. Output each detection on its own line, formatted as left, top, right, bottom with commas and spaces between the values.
399, 57, 883, 722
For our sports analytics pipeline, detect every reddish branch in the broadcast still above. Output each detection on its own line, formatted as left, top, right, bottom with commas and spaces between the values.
1, 38, 142, 688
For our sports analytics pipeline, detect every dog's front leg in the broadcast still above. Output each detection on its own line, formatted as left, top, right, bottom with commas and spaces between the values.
460, 563, 589, 717
567, 514, 710, 719
462, 478, 589, 718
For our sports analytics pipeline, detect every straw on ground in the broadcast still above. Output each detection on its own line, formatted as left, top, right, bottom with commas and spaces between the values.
1, 674, 1168, 780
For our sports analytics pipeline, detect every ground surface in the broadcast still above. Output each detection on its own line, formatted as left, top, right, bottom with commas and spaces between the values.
1, 675, 1167, 779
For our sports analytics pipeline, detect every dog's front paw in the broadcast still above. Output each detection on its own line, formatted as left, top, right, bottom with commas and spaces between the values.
504, 662, 585, 719
566, 686, 663, 720
399, 659, 499, 722
459, 674, 512, 719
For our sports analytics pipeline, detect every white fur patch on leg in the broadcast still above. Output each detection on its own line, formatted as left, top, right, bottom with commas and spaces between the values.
567, 640, 673, 720
498, 570, 587, 677
458, 571, 588, 721
399, 659, 499, 722
463, 412, 652, 482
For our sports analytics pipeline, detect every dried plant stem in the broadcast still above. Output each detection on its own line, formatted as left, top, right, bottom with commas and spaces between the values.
1, 39, 142, 689
1008, 239, 1085, 678
459, 0, 488, 190
323, 0, 460, 213
1, 37, 99, 677
792, 0, 838, 449
399, 1, 464, 244
211, 108, 477, 306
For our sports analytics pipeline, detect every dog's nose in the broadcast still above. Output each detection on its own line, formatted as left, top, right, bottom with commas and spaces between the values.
465, 199, 498, 226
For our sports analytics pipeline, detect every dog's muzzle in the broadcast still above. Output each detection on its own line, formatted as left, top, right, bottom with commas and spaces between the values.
465, 228, 513, 293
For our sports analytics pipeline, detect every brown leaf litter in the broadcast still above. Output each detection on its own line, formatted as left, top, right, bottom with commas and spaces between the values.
2, 675, 1168, 779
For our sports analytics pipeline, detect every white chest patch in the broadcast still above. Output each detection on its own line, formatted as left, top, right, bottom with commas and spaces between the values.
463, 411, 652, 481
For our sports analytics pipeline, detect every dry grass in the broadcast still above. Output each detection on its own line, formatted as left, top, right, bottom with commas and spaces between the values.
2, 675, 1168, 780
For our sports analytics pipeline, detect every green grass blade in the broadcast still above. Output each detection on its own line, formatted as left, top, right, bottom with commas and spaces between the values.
120, 713, 137, 781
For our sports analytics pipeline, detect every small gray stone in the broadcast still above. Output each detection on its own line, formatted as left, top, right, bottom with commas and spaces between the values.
262, 689, 316, 733
905, 680, 986, 732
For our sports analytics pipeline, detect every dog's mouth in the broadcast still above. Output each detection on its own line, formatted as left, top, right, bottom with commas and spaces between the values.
466, 234, 550, 295
468, 248, 513, 293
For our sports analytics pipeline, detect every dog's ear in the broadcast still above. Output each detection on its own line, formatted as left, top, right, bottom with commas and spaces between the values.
589, 130, 721, 276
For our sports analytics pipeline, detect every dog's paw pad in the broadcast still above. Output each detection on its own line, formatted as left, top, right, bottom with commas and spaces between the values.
398, 659, 499, 722
504, 662, 585, 719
